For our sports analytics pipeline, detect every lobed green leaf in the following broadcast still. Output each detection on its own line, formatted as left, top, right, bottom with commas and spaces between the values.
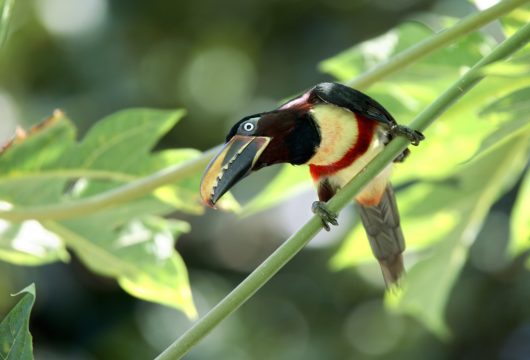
45, 215, 197, 318
324, 14, 530, 335
0, 109, 203, 317
387, 132, 530, 336
0, 283, 35, 360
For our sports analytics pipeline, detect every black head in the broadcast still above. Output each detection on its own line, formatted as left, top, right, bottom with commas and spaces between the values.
200, 107, 320, 207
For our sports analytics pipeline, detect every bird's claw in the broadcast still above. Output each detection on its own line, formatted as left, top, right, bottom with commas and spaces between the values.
390, 124, 425, 146
312, 201, 338, 232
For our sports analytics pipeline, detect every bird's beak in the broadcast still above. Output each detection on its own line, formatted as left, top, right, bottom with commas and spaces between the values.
200, 135, 271, 208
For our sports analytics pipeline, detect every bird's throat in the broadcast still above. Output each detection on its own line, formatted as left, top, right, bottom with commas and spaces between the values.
308, 105, 377, 180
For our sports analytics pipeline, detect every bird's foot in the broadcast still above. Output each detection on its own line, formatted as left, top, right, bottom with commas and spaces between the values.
393, 148, 410, 163
312, 201, 338, 232
389, 124, 425, 146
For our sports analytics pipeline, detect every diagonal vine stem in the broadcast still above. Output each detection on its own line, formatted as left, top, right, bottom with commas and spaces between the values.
0, 0, 527, 222
155, 19, 530, 360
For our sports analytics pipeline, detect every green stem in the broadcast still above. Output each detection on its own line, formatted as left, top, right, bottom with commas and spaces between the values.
0, 0, 15, 50
0, 0, 524, 222
155, 20, 530, 360
0, 147, 219, 222
0, 169, 136, 184
348, 0, 530, 90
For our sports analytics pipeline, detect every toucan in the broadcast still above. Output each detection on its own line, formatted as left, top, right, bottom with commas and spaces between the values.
200, 82, 424, 286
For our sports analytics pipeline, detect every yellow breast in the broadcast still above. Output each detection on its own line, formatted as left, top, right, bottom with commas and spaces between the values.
307, 104, 359, 166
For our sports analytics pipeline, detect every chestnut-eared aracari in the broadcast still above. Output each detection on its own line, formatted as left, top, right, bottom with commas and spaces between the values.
200, 82, 424, 286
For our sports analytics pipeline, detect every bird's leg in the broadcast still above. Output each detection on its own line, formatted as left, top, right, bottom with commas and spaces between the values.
389, 124, 425, 146
312, 201, 338, 232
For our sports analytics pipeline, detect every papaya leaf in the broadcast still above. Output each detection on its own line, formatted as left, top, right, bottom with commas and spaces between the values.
338, 132, 530, 336
469, 86, 530, 161
117, 217, 195, 317
327, 28, 530, 335
319, 22, 490, 82
45, 215, 197, 319
59, 108, 238, 214
0, 112, 74, 265
59, 109, 202, 212
385, 132, 530, 336
0, 111, 76, 206
501, 4, 530, 42
62, 109, 185, 175
0, 283, 35, 360
390, 71, 530, 187
0, 109, 203, 317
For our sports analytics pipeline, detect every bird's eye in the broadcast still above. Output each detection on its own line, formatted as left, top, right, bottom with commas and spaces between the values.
242, 122, 254, 132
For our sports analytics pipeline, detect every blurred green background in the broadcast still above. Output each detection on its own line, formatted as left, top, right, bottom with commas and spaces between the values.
1, 0, 530, 359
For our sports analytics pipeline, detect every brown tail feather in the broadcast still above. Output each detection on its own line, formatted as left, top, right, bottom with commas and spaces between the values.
357, 185, 405, 287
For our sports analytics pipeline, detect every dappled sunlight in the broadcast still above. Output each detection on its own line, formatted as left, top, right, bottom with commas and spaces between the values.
343, 300, 406, 355
35, 0, 108, 38
0, 219, 68, 264
0, 201, 12, 211
359, 31, 399, 67
11, 220, 63, 256
183, 47, 257, 116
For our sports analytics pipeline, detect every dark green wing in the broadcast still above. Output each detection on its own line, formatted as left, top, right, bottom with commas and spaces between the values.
312, 82, 397, 127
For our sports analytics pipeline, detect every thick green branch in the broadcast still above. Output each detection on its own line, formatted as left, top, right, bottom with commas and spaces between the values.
155, 20, 530, 360
0, 0, 524, 222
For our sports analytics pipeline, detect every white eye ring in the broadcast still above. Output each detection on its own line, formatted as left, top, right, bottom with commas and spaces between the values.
243, 122, 254, 132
